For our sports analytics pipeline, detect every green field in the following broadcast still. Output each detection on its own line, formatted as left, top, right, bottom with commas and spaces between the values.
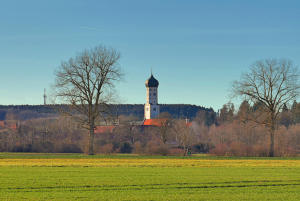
1, 153, 300, 200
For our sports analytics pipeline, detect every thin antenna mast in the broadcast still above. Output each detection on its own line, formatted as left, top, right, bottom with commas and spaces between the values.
43, 88, 47, 105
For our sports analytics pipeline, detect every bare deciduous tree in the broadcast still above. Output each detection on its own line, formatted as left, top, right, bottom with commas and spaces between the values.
54, 45, 122, 155
115, 115, 140, 145
172, 120, 195, 156
157, 113, 174, 144
233, 59, 300, 157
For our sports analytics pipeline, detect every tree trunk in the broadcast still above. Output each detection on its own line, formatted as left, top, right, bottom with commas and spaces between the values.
183, 145, 187, 156
88, 124, 95, 155
269, 117, 275, 157
269, 129, 275, 157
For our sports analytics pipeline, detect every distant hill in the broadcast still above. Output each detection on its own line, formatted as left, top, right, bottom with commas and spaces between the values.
0, 104, 215, 122
0, 110, 6, 121
112, 104, 214, 119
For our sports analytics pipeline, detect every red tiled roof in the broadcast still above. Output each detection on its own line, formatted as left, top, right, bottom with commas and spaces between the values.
8, 124, 17, 130
186, 122, 192, 127
143, 119, 167, 126
0, 121, 17, 130
143, 119, 193, 127
94, 126, 115, 134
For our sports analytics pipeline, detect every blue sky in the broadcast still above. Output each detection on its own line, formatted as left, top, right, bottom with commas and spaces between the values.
0, 0, 300, 110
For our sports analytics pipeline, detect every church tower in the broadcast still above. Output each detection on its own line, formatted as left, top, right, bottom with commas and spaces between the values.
144, 73, 160, 119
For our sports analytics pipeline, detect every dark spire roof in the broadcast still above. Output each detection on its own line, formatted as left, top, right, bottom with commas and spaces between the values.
145, 74, 159, 87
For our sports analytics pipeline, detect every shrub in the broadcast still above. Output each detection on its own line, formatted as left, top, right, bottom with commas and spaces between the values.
120, 142, 133, 153
133, 142, 144, 154
251, 144, 268, 157
144, 141, 169, 155
97, 143, 114, 154
154, 145, 169, 156
168, 148, 184, 156
228, 142, 248, 156
192, 143, 211, 153
210, 144, 230, 156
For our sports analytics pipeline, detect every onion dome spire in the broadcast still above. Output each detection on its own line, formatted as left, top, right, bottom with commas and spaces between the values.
145, 72, 159, 87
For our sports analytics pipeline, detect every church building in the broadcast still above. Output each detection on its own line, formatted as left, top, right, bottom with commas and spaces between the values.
95, 72, 165, 133
143, 73, 168, 126
144, 73, 160, 119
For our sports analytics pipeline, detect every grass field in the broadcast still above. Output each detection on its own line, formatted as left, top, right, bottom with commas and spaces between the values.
1, 153, 300, 200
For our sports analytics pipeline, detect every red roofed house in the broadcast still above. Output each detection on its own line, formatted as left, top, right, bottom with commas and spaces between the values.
0, 121, 4, 128
94, 125, 115, 134
143, 118, 167, 126
7, 123, 17, 130
0, 120, 18, 131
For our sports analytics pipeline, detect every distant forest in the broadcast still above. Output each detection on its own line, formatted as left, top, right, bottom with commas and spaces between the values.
0, 104, 215, 123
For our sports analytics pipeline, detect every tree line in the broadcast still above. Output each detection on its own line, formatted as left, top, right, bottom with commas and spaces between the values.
1, 45, 300, 157
1, 101, 300, 156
